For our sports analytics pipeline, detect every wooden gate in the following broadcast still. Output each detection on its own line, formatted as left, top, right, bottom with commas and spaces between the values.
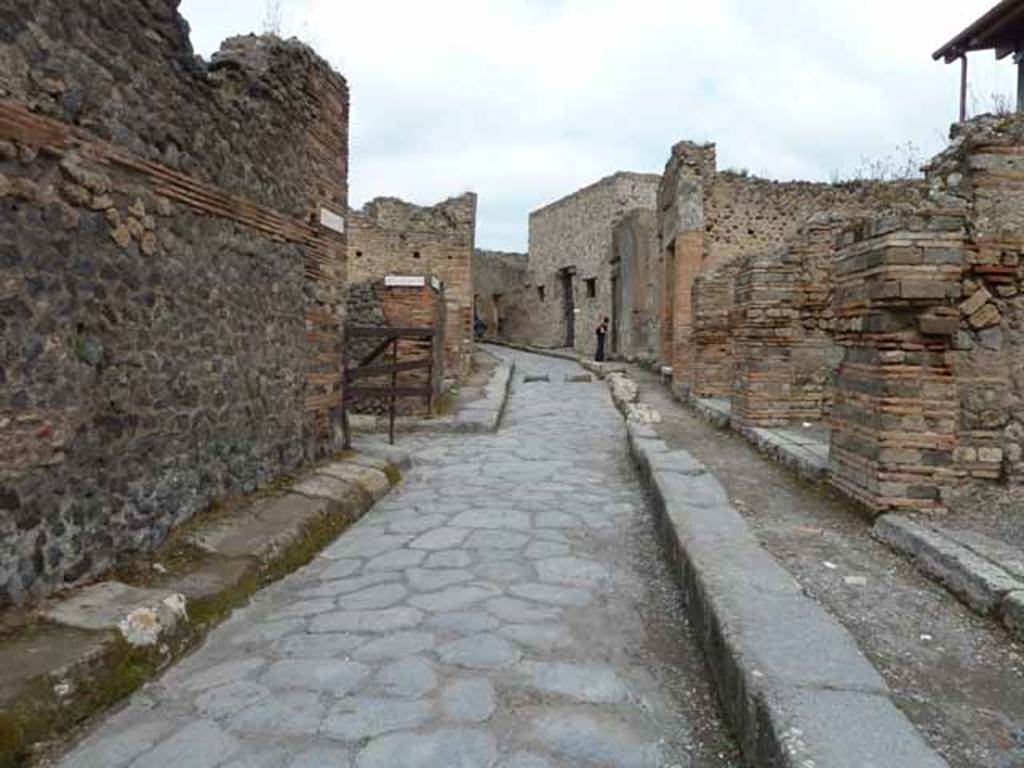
340, 326, 438, 448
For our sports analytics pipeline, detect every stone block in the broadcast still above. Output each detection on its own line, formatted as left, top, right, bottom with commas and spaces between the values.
1002, 591, 1024, 641
317, 463, 391, 502
968, 302, 1001, 329
919, 315, 960, 336
899, 279, 949, 300
42, 582, 187, 647
960, 286, 992, 316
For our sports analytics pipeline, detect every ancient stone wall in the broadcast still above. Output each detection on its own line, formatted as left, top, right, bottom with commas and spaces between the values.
611, 209, 661, 362
690, 259, 742, 400
731, 217, 847, 428
472, 249, 534, 343
0, 3, 348, 605
928, 116, 1024, 487
657, 140, 925, 397
347, 195, 476, 381
528, 172, 660, 356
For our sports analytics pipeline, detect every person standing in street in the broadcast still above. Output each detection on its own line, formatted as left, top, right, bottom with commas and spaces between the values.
595, 316, 609, 362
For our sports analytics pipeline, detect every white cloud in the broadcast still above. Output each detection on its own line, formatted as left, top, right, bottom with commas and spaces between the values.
179, 0, 1017, 250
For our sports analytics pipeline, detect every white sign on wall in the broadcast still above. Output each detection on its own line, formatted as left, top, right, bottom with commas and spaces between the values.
385, 275, 427, 288
320, 207, 346, 234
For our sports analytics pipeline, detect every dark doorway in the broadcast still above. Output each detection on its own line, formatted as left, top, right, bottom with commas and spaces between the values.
559, 267, 576, 348
611, 268, 621, 356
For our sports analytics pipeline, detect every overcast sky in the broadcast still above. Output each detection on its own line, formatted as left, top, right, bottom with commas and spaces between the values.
179, 0, 1016, 251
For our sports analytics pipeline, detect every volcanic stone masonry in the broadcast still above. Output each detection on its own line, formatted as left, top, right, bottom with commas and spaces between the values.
347, 195, 476, 382
0, 2, 349, 605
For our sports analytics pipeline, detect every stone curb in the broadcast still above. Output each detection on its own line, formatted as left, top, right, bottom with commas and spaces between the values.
734, 425, 830, 483
611, 389, 948, 767
0, 445, 408, 765
872, 515, 1024, 641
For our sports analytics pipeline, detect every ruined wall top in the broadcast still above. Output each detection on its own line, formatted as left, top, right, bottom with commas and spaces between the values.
0, 3, 349, 218
351, 194, 478, 233
926, 113, 1024, 240
529, 172, 661, 220
657, 134, 927, 265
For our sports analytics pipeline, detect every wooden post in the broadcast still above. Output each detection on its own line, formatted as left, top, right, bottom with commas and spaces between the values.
341, 333, 351, 451
1017, 52, 1024, 114
388, 337, 398, 445
960, 54, 968, 122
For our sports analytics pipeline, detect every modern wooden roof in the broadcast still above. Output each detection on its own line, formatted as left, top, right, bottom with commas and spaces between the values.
934, 0, 1024, 62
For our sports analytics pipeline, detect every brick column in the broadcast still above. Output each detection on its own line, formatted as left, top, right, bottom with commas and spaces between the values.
830, 215, 966, 513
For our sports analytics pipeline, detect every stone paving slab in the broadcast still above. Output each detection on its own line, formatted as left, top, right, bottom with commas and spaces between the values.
55, 349, 739, 768
618, 394, 948, 765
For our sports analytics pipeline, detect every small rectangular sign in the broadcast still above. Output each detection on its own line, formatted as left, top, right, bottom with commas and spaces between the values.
320, 207, 346, 234
431, 276, 442, 291
385, 275, 427, 288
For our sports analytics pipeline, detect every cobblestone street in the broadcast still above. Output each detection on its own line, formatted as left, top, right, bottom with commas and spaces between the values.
58, 349, 738, 768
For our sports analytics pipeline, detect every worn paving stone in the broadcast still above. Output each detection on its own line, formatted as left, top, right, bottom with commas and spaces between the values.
270, 632, 367, 658
354, 728, 497, 768
129, 721, 239, 768
337, 582, 409, 611
310, 607, 424, 634
509, 583, 593, 607
373, 657, 438, 698
499, 623, 575, 651
229, 619, 306, 646
351, 631, 437, 661
261, 659, 369, 694
486, 597, 560, 624
536, 557, 609, 587
465, 530, 531, 551
519, 661, 630, 703
302, 572, 398, 599
441, 678, 496, 722
175, 658, 267, 693
450, 509, 532, 530
365, 549, 426, 571
436, 633, 521, 669
408, 585, 501, 613
426, 611, 500, 636
422, 550, 475, 569
409, 527, 472, 550
323, 697, 434, 742
194, 681, 270, 718
289, 746, 353, 767
406, 567, 474, 592
499, 754, 553, 768
530, 710, 662, 768
228, 692, 326, 736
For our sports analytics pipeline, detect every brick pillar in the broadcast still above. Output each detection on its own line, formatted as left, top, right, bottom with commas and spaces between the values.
830, 215, 966, 513
671, 231, 704, 397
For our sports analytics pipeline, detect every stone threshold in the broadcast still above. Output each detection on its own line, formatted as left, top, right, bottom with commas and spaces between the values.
873, 515, 1024, 642
0, 441, 408, 766
595, 365, 948, 766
